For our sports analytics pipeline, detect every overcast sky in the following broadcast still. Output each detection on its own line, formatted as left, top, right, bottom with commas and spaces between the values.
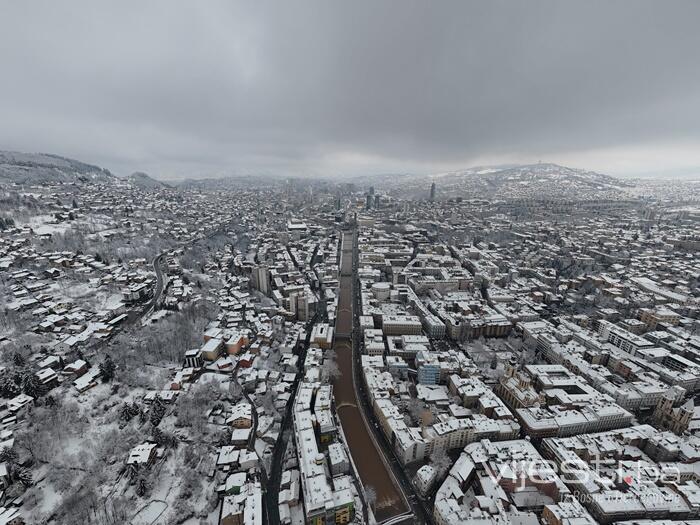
1, 1, 700, 180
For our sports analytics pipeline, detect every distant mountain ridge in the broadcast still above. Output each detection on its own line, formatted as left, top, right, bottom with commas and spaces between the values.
424, 163, 632, 199
175, 174, 284, 190
0, 150, 115, 184
124, 171, 169, 189
0, 150, 283, 189
433, 163, 623, 185
0, 150, 633, 199
356, 162, 632, 200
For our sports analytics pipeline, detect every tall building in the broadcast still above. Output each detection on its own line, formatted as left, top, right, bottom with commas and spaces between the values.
289, 291, 316, 322
653, 386, 693, 435
251, 265, 270, 296
416, 350, 440, 385
430, 182, 436, 201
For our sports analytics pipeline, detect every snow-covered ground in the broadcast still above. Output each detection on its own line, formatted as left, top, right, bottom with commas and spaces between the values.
130, 500, 167, 524
19, 214, 72, 236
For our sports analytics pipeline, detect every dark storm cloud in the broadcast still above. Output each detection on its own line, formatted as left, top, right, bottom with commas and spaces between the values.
1, 0, 700, 179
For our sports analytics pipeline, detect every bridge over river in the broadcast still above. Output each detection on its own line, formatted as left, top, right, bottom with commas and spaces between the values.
332, 230, 410, 523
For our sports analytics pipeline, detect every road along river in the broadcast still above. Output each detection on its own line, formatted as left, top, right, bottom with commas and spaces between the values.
332, 231, 408, 523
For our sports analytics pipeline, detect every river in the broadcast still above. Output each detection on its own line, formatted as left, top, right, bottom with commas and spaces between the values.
332, 230, 408, 523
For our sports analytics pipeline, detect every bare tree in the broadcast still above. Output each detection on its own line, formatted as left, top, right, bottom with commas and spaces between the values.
259, 390, 279, 421
405, 398, 426, 426
365, 485, 377, 511
228, 377, 243, 402
320, 350, 341, 381
430, 449, 453, 478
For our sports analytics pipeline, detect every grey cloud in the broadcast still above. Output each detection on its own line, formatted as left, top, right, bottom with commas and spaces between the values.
1, 0, 699, 179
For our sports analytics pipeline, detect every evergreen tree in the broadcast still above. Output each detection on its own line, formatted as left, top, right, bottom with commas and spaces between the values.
136, 477, 148, 497
150, 396, 166, 427
0, 371, 21, 398
119, 402, 133, 424
0, 447, 18, 465
152, 427, 164, 445
129, 402, 142, 418
21, 372, 45, 398
99, 356, 116, 382
13, 466, 33, 487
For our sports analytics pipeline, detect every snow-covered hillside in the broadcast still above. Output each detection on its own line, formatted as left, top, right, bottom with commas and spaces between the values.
0, 151, 115, 184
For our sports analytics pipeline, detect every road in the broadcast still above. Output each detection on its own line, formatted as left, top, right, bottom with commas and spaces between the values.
265, 243, 341, 524
132, 252, 166, 322
263, 315, 314, 525
239, 377, 259, 452
87, 221, 244, 359
135, 221, 240, 324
